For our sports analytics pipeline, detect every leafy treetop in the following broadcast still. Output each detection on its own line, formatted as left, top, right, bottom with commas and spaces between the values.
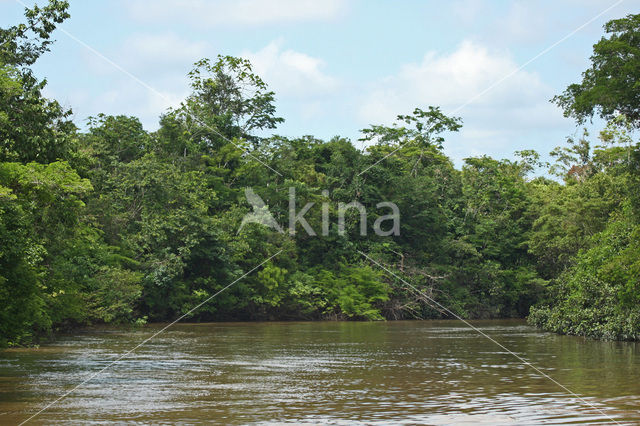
553, 14, 640, 127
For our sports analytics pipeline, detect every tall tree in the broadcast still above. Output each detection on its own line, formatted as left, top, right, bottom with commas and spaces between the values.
553, 14, 640, 127
0, 0, 74, 163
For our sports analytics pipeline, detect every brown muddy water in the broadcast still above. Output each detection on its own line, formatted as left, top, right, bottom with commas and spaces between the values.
1, 320, 639, 425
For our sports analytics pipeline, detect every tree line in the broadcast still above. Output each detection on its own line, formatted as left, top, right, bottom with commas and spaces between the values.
1, 2, 638, 346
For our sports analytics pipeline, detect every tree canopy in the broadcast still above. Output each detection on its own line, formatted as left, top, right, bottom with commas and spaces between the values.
1, 4, 639, 346
553, 14, 640, 127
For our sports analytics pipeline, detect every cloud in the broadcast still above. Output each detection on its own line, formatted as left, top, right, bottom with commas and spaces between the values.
499, 1, 550, 44
241, 39, 338, 98
77, 35, 339, 130
451, 0, 486, 26
122, 33, 208, 69
75, 81, 185, 129
451, 0, 549, 45
359, 40, 560, 124
82, 32, 208, 78
76, 33, 209, 129
125, 0, 349, 27
357, 40, 569, 164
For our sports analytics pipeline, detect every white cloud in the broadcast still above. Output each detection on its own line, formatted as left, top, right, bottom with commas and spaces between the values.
451, 0, 486, 26
454, 0, 549, 46
83, 32, 209, 77
499, 1, 549, 44
125, 0, 349, 27
357, 40, 570, 164
123, 33, 208, 68
75, 32, 208, 128
77, 36, 339, 130
68, 81, 184, 129
241, 39, 338, 98
359, 40, 559, 124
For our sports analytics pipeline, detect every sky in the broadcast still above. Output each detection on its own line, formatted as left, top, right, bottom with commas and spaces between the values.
1, 0, 639, 167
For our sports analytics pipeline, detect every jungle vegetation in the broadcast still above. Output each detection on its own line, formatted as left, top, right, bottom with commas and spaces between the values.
1, 2, 638, 346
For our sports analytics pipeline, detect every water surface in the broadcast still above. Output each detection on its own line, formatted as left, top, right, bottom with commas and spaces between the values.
1, 320, 639, 424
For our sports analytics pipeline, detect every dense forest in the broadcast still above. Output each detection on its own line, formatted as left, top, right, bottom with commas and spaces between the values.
1, 2, 639, 347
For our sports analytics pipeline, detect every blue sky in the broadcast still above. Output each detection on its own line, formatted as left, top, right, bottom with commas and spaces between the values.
2, 0, 638, 166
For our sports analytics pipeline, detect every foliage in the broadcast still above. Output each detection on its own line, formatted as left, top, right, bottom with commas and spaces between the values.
0, 1, 74, 164
1, 6, 640, 346
553, 14, 640, 127
529, 13, 640, 340
0, 0, 69, 67
529, 207, 640, 340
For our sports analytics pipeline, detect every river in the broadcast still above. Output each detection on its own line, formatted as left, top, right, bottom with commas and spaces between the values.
1, 320, 639, 424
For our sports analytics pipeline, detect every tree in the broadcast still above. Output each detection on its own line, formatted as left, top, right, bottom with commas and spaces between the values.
529, 206, 640, 340
450, 156, 543, 317
529, 14, 640, 340
553, 14, 640, 127
0, 0, 69, 68
160, 55, 284, 158
0, 161, 93, 345
0, 0, 74, 163
360, 106, 462, 151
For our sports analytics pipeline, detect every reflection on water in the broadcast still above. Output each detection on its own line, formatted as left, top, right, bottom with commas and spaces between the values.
1, 320, 639, 424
